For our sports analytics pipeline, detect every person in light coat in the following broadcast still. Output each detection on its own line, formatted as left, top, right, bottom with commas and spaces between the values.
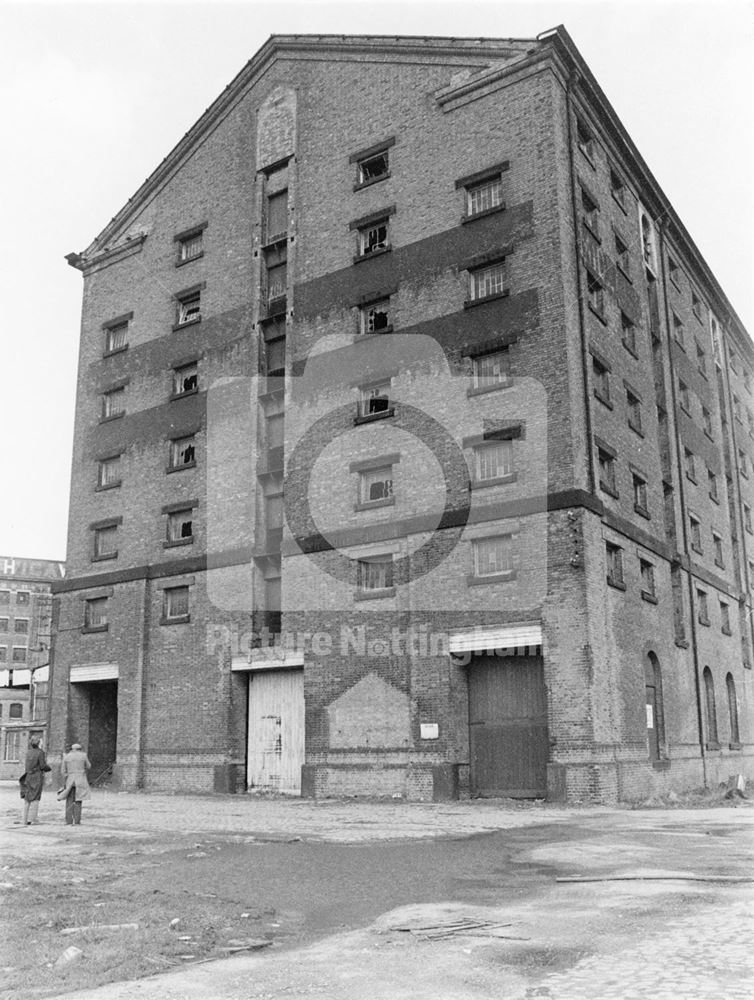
58, 743, 91, 825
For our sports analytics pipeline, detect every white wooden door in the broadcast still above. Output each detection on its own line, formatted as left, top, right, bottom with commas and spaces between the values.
247, 669, 304, 794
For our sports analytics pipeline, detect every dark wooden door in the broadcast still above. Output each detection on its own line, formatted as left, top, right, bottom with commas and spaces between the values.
468, 655, 548, 797
88, 682, 118, 782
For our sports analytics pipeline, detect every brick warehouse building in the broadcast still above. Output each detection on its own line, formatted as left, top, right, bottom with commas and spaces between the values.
1, 556, 62, 779
49, 29, 753, 802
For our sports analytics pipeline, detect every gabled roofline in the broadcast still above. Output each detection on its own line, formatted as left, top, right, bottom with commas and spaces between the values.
541, 25, 750, 352
70, 33, 537, 266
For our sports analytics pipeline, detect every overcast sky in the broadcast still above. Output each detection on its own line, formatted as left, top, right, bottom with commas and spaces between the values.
0, 0, 752, 563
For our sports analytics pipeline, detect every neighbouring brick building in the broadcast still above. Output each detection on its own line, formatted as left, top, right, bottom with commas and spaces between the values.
50, 29, 753, 802
0, 556, 62, 778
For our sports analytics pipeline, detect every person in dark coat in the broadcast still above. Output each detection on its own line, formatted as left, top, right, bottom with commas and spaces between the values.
21, 735, 51, 825
58, 743, 91, 825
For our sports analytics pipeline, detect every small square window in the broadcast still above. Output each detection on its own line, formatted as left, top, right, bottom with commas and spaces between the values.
469, 261, 506, 301
84, 597, 108, 629
640, 559, 656, 600
13, 619, 28, 634
358, 218, 390, 256
173, 362, 199, 397
105, 321, 128, 354
97, 455, 122, 489
102, 386, 125, 420
597, 447, 617, 495
610, 168, 626, 209
472, 350, 510, 390
358, 381, 392, 418
178, 230, 203, 263
632, 473, 648, 516
696, 588, 709, 625
360, 298, 391, 335
474, 440, 513, 483
177, 290, 201, 326
466, 176, 503, 217
15, 592, 29, 606
606, 541, 624, 587
689, 515, 702, 553
357, 555, 394, 592
357, 150, 389, 185
11, 647, 27, 663
626, 389, 642, 434
473, 535, 514, 578
586, 270, 604, 317
712, 532, 724, 568
581, 188, 600, 239
359, 466, 394, 504
163, 585, 190, 622
592, 356, 610, 404
93, 525, 118, 560
167, 509, 194, 544
169, 435, 196, 470
614, 232, 630, 275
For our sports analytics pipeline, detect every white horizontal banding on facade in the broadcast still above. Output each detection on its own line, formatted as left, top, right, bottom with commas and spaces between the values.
69, 663, 119, 683
231, 651, 305, 672
449, 623, 543, 654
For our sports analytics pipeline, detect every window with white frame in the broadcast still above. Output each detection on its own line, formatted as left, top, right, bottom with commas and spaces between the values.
356, 149, 390, 185
3, 730, 21, 762
13, 619, 28, 634
358, 218, 390, 256
93, 524, 118, 559
15, 592, 29, 606
472, 349, 509, 390
105, 321, 128, 354
469, 261, 506, 301
176, 289, 201, 326
9, 703, 22, 719
632, 473, 648, 515
358, 380, 391, 417
102, 385, 125, 420
178, 229, 203, 263
357, 555, 394, 592
11, 647, 27, 663
0, 618, 7, 632
163, 585, 190, 622
84, 597, 108, 629
167, 509, 194, 543
473, 535, 514, 578
173, 361, 198, 396
360, 298, 391, 334
466, 175, 503, 217
474, 440, 513, 483
169, 435, 196, 470
97, 455, 122, 489
359, 466, 394, 504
